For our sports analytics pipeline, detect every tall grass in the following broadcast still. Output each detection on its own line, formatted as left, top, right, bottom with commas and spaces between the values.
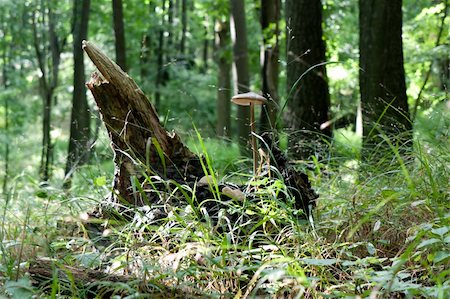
1, 106, 448, 298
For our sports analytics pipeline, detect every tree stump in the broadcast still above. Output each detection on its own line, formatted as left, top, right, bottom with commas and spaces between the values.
83, 41, 204, 207
82, 40, 317, 216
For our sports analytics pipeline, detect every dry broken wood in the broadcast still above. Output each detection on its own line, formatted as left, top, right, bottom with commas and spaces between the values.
28, 257, 205, 298
83, 40, 204, 207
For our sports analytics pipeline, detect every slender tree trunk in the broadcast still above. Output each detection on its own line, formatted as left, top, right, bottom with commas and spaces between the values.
359, 0, 412, 164
167, 0, 174, 63
1, 21, 10, 194
140, 33, 150, 84
284, 0, 331, 160
215, 18, 232, 138
180, 0, 187, 56
112, 0, 127, 71
202, 20, 209, 73
439, 57, 450, 91
140, 2, 155, 85
139, 2, 156, 94
40, 92, 52, 182
65, 0, 91, 187
31, 1, 68, 182
259, 0, 280, 133
2, 76, 9, 195
155, 0, 167, 110
230, 0, 251, 154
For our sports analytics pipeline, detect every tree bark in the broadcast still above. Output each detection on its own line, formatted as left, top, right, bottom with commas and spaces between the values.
201, 20, 209, 73
230, 0, 251, 154
112, 0, 127, 71
82, 41, 204, 206
359, 0, 412, 164
155, 0, 168, 110
167, 0, 174, 63
284, 0, 331, 161
259, 0, 280, 133
215, 18, 232, 138
1, 17, 10, 194
180, 0, 187, 56
65, 0, 91, 186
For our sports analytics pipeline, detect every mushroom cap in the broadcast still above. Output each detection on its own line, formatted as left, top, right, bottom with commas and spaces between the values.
231, 92, 267, 106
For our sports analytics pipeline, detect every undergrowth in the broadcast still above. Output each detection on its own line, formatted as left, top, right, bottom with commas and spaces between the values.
0, 107, 448, 298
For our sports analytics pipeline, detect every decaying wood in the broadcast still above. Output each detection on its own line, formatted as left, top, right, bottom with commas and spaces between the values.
83, 41, 204, 206
28, 258, 203, 298
82, 40, 316, 216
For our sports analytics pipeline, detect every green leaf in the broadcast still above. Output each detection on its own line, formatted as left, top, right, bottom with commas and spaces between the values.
152, 137, 166, 176
431, 226, 449, 238
5, 277, 35, 299
366, 242, 376, 255
35, 190, 48, 198
300, 258, 338, 266
380, 189, 399, 198
74, 252, 101, 268
433, 251, 450, 264
444, 235, 450, 244
93, 176, 107, 187
417, 238, 441, 249
245, 209, 256, 215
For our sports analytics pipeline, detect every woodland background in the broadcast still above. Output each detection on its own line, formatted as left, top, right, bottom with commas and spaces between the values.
0, 0, 449, 298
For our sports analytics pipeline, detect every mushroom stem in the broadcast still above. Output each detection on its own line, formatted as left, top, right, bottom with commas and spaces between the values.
230, 91, 267, 176
250, 103, 257, 175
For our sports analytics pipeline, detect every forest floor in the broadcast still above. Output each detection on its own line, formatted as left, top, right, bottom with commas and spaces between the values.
0, 104, 449, 298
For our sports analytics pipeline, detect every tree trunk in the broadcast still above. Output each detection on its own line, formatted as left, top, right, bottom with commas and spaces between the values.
180, 0, 187, 56
155, 0, 167, 110
112, 0, 127, 71
202, 20, 209, 73
82, 41, 204, 206
167, 0, 174, 63
259, 0, 280, 133
32, 1, 67, 182
230, 0, 251, 154
359, 0, 412, 164
1, 19, 10, 194
140, 1, 155, 88
284, 0, 331, 161
215, 18, 232, 138
65, 0, 91, 187
140, 33, 150, 85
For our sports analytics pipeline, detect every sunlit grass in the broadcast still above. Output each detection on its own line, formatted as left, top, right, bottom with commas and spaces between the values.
1, 104, 449, 298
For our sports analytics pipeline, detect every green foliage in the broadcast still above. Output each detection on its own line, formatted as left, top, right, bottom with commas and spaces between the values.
403, 1, 449, 107
4, 277, 35, 299
0, 0, 448, 297
157, 66, 217, 135
1, 108, 448, 297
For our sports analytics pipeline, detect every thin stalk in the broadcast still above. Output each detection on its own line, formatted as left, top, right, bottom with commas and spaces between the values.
15, 205, 30, 281
250, 103, 257, 175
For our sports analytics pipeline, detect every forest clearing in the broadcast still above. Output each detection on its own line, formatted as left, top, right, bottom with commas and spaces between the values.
0, 0, 449, 298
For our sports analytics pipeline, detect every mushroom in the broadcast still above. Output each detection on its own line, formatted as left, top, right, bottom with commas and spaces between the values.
231, 92, 268, 175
